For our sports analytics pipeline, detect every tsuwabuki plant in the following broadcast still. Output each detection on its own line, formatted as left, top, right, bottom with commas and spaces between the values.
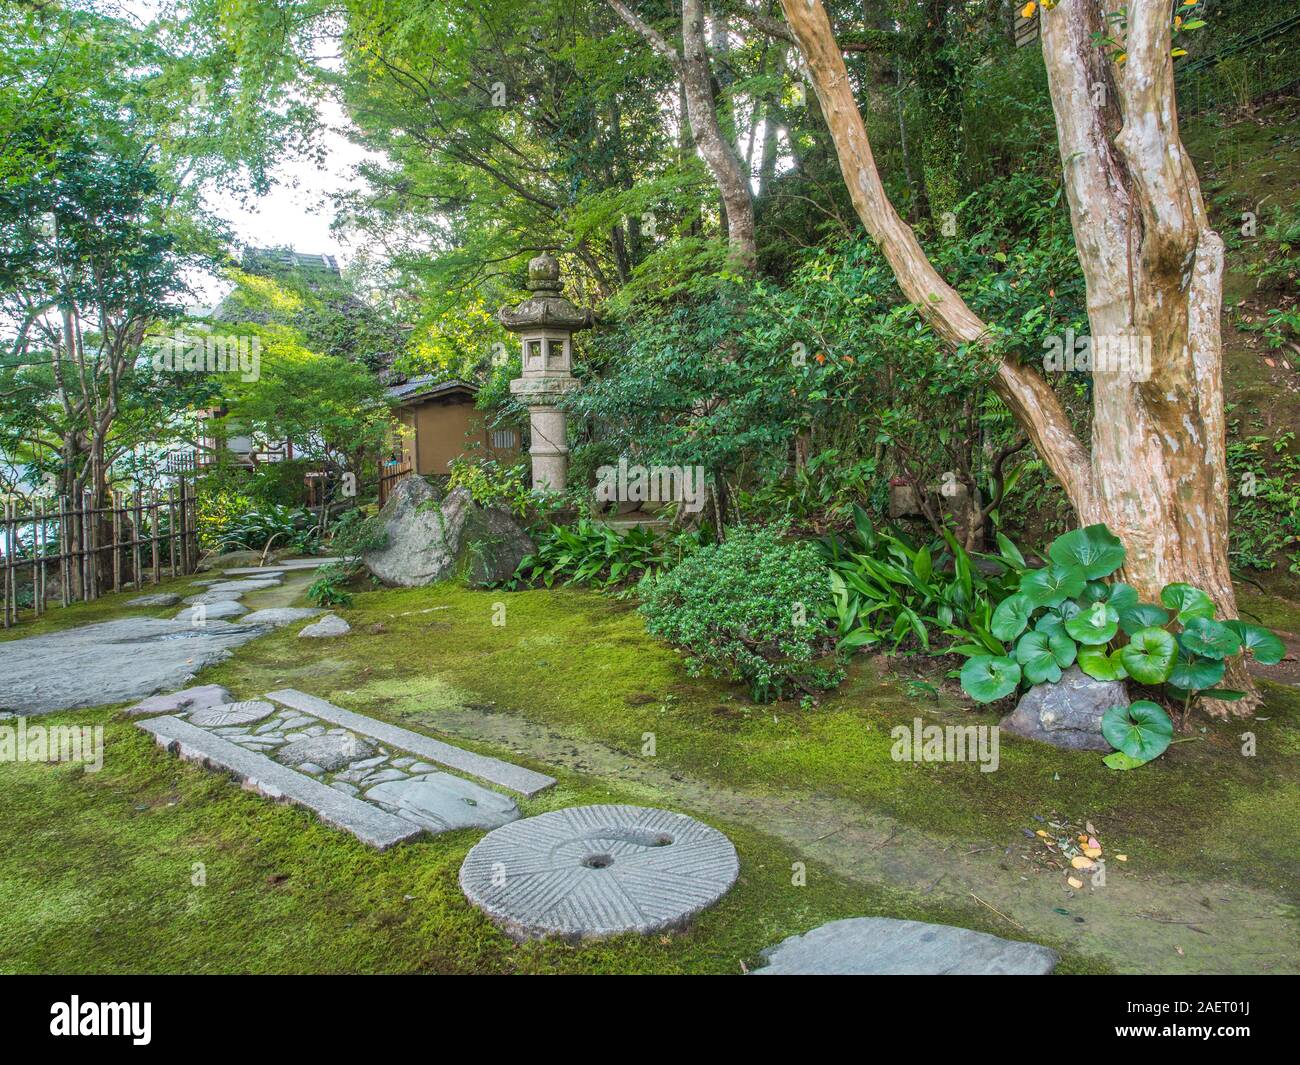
955, 524, 1284, 769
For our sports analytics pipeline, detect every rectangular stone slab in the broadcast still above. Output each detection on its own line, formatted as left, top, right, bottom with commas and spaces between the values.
265, 688, 556, 797
136, 715, 424, 850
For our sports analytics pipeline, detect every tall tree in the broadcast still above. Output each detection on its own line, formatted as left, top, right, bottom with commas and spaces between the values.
779, 0, 1254, 711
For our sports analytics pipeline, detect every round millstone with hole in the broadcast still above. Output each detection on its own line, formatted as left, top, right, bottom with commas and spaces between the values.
459, 804, 739, 941
188, 699, 276, 727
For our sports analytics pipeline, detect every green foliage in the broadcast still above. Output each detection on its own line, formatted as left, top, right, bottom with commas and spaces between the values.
953, 523, 1283, 768
814, 506, 1026, 656
638, 525, 842, 703
510, 520, 700, 592
306, 563, 354, 608
447, 457, 532, 518
209, 503, 320, 555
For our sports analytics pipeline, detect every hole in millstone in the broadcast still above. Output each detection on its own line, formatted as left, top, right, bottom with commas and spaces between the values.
653, 834, 673, 847
582, 853, 614, 869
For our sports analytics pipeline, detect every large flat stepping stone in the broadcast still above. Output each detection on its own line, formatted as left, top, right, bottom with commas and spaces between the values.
203, 579, 283, 594
751, 917, 1059, 975
189, 699, 276, 727
266, 689, 555, 797
176, 600, 247, 621
243, 608, 322, 627
0, 618, 267, 716
136, 715, 423, 850
277, 732, 376, 772
223, 557, 337, 575
183, 590, 245, 606
124, 684, 232, 717
367, 773, 518, 832
127, 592, 182, 607
459, 805, 738, 941
299, 614, 350, 638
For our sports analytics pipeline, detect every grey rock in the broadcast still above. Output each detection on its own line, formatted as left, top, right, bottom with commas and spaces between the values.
392, 756, 416, 769
267, 688, 556, 797
0, 619, 265, 716
189, 699, 277, 727
276, 732, 377, 772
751, 917, 1059, 975
359, 768, 408, 786
304, 726, 326, 737
127, 593, 181, 607
136, 716, 422, 849
298, 762, 324, 776
242, 608, 322, 627
362, 481, 534, 589
409, 761, 440, 774
279, 716, 316, 730
255, 720, 284, 735
459, 805, 738, 941
299, 614, 351, 638
368, 773, 518, 833
348, 755, 389, 771
1000, 665, 1126, 751
123, 684, 233, 718
183, 590, 245, 606
330, 781, 359, 797
223, 558, 337, 575
203, 579, 283, 594
175, 599, 247, 622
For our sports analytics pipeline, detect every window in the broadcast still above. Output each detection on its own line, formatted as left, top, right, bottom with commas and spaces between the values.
491, 430, 517, 450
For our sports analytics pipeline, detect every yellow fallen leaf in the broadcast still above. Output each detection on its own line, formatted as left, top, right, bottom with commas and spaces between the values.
1020, 1, 1036, 18
1078, 834, 1088, 843
1067, 876, 1083, 889
1116, 854, 1128, 861
1035, 829, 1050, 837
1083, 845, 1102, 859
1071, 855, 1095, 870
1172, 48, 1188, 57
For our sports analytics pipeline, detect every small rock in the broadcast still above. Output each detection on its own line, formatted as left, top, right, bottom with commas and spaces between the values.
127, 593, 181, 608
276, 732, 377, 773
298, 762, 325, 776
299, 614, 351, 638
999, 666, 1125, 751
123, 684, 232, 718
242, 608, 322, 627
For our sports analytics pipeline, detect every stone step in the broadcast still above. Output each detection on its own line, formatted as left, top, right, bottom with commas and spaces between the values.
221, 557, 339, 575
265, 688, 556, 797
136, 715, 424, 850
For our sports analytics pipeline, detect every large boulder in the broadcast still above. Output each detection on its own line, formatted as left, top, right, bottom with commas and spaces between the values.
999, 665, 1126, 751
363, 480, 533, 588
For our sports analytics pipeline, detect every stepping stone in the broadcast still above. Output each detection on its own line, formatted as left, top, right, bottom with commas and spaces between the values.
175, 600, 247, 622
276, 732, 376, 772
368, 773, 518, 833
189, 700, 277, 727
330, 781, 359, 797
222, 558, 337, 575
183, 590, 244, 606
750, 917, 1059, 975
360, 768, 408, 787
136, 716, 423, 849
459, 805, 738, 942
267, 689, 556, 797
204, 579, 283, 594
242, 608, 322, 627
124, 684, 233, 718
299, 614, 350, 638
127, 593, 181, 607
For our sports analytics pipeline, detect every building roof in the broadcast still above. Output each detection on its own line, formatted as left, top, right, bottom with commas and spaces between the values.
384, 376, 479, 404
241, 247, 341, 275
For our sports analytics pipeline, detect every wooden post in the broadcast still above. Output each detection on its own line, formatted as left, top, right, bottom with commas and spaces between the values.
112, 491, 122, 593
2, 500, 11, 629
58, 494, 70, 607
81, 490, 95, 602
36, 498, 46, 615
168, 485, 177, 578
132, 492, 143, 591
150, 490, 160, 585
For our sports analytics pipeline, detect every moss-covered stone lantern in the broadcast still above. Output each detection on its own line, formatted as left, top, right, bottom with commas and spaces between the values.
499, 252, 593, 492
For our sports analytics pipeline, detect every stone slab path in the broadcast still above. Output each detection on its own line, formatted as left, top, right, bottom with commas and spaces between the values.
130, 685, 541, 847
138, 715, 424, 850
459, 805, 739, 941
266, 688, 555, 797
751, 917, 1059, 975
220, 557, 338, 575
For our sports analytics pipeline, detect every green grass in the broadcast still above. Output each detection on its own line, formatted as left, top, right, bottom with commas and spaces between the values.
0, 702, 1109, 974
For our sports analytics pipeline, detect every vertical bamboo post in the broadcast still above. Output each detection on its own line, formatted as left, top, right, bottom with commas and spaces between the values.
132, 492, 143, 590
2, 500, 11, 629
36, 498, 46, 615
151, 490, 160, 585
112, 491, 122, 593
81, 490, 95, 602
168, 485, 177, 578
58, 494, 70, 607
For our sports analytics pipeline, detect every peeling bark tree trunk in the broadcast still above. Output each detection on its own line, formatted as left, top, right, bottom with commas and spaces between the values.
780, 0, 1255, 714
609, 0, 757, 269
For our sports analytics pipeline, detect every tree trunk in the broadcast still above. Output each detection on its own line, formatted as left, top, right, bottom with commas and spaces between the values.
780, 0, 1256, 714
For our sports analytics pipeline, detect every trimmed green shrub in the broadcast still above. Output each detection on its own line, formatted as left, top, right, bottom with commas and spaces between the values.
638, 525, 843, 703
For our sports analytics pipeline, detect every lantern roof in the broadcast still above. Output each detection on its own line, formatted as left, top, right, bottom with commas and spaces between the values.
498, 252, 594, 333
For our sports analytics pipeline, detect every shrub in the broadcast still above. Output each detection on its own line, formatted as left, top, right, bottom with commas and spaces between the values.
306, 562, 354, 607
447, 456, 532, 517
952, 523, 1284, 769
509, 519, 699, 591
212, 502, 320, 555
638, 525, 842, 703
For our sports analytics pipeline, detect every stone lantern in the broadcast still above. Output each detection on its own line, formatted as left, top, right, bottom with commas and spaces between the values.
499, 252, 593, 492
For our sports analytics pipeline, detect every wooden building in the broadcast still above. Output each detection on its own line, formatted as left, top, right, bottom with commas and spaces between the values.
385, 377, 521, 476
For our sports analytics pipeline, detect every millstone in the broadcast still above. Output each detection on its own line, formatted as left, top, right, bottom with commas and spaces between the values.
459, 804, 738, 941
189, 699, 277, 727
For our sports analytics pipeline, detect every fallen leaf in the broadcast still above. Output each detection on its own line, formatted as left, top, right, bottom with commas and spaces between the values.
1035, 829, 1050, 837
1067, 876, 1084, 889
1070, 855, 1095, 870
1116, 854, 1128, 861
